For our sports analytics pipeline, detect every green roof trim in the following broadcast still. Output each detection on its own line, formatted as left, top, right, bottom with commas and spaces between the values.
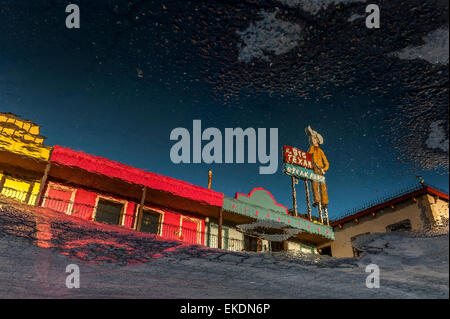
222, 188, 334, 240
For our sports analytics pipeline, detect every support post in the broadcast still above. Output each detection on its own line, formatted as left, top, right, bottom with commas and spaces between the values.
24, 182, 35, 205
318, 202, 324, 224
323, 206, 329, 226
135, 186, 147, 231
291, 176, 298, 216
218, 207, 223, 249
0, 174, 6, 193
304, 179, 312, 221
205, 217, 211, 247
317, 182, 324, 223
35, 162, 51, 207
208, 170, 212, 189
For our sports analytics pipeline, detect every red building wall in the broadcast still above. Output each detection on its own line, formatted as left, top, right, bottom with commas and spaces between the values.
42, 181, 205, 245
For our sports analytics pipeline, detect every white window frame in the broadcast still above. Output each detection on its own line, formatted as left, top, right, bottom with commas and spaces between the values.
92, 195, 128, 226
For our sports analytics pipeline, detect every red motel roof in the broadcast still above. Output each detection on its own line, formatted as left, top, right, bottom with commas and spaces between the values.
50, 145, 223, 207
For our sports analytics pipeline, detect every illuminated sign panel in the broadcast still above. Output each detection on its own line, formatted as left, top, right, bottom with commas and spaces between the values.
283, 145, 313, 169
284, 163, 325, 184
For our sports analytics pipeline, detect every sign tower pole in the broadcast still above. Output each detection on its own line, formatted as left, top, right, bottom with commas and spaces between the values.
291, 176, 298, 216
324, 206, 329, 225
317, 187, 324, 223
304, 180, 312, 221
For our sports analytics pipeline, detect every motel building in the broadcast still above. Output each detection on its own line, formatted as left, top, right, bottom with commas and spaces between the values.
0, 112, 334, 254
0, 113, 52, 205
326, 184, 449, 258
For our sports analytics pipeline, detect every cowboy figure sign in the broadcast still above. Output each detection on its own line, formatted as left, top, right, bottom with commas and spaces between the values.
305, 126, 329, 212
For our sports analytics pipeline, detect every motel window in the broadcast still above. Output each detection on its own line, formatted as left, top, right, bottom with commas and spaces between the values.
244, 235, 261, 252
95, 198, 124, 225
386, 219, 412, 232
319, 246, 332, 256
207, 223, 229, 249
270, 241, 284, 252
0, 173, 34, 203
140, 209, 162, 235
300, 243, 315, 254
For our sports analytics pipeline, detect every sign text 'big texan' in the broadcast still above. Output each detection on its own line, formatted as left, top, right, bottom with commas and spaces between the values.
283, 146, 313, 169
283, 146, 325, 184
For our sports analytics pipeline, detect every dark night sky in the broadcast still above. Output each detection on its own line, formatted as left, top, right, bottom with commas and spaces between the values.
0, 0, 448, 219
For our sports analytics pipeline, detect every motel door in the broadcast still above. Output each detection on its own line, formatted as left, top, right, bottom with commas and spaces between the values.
181, 218, 200, 245
43, 185, 74, 214
270, 241, 284, 252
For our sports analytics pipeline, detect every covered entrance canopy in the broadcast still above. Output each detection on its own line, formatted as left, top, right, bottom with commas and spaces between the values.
222, 188, 334, 246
